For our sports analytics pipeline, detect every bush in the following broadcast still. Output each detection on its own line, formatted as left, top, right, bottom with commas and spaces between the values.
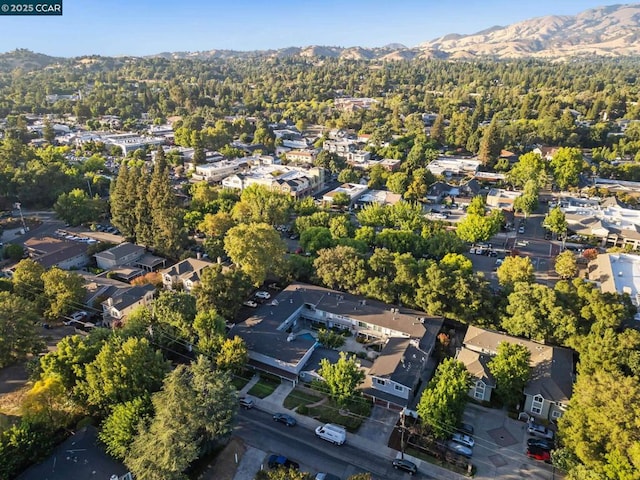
318, 328, 346, 349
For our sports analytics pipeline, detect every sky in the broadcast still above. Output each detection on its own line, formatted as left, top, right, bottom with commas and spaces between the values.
0, 0, 626, 57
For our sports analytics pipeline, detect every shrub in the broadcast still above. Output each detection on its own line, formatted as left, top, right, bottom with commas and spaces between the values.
318, 328, 346, 349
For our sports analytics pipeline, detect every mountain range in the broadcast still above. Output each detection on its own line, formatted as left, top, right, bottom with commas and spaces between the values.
2, 3, 640, 66
154, 3, 640, 61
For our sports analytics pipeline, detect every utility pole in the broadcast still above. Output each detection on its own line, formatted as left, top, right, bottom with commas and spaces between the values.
400, 408, 407, 459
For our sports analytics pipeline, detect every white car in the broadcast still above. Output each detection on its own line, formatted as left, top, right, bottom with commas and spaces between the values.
451, 432, 475, 448
242, 300, 258, 308
254, 291, 271, 300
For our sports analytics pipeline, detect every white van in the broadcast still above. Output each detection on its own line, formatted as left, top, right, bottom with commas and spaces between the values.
315, 423, 346, 445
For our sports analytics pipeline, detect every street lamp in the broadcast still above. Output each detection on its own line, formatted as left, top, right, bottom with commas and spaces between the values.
13, 202, 28, 233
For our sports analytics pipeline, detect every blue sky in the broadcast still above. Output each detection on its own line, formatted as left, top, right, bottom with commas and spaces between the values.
0, 0, 623, 56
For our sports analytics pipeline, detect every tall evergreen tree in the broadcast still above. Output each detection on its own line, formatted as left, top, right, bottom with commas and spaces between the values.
110, 163, 138, 239
430, 114, 445, 145
134, 170, 153, 247
477, 117, 502, 166
148, 158, 183, 257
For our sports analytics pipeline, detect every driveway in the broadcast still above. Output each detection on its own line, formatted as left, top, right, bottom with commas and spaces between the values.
463, 404, 556, 480
357, 405, 399, 444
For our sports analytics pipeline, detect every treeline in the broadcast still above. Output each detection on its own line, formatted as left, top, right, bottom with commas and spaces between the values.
0, 258, 250, 480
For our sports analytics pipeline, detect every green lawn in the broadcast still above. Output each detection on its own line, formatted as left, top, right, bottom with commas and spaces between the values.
307, 398, 366, 432
283, 388, 324, 410
231, 373, 253, 391
247, 374, 280, 398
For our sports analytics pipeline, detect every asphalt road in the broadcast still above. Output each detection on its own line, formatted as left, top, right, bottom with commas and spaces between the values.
236, 408, 430, 479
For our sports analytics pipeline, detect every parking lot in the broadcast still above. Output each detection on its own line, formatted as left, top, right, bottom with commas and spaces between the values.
462, 404, 557, 480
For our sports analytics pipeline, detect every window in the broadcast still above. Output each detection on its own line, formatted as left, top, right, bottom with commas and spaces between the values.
551, 410, 562, 419
394, 384, 404, 392
531, 395, 544, 415
474, 381, 485, 400
375, 378, 386, 386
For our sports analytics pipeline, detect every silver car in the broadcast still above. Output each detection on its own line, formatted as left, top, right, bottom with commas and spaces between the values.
451, 432, 475, 448
447, 440, 473, 458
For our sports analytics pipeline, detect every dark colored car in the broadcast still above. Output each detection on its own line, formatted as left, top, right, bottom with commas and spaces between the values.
268, 455, 300, 470
458, 422, 474, 436
273, 413, 297, 427
527, 438, 554, 450
392, 458, 418, 475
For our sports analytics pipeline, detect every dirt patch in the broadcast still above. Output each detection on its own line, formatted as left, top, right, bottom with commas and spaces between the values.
0, 384, 30, 417
198, 436, 246, 480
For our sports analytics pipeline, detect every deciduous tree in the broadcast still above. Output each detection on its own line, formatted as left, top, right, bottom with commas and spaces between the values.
496, 256, 535, 287
224, 223, 286, 286
0, 292, 43, 368
193, 264, 252, 320
99, 396, 152, 460
488, 343, 531, 408
319, 351, 365, 407
555, 251, 578, 279
314, 245, 367, 294
84, 336, 170, 412
41, 268, 86, 321
417, 358, 470, 439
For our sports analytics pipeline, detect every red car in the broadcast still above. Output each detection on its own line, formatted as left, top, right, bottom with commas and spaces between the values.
527, 447, 551, 463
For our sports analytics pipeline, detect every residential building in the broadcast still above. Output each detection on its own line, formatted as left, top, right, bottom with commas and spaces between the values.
230, 282, 443, 409
322, 183, 368, 204
355, 190, 403, 208
333, 97, 378, 111
101, 284, 156, 325
486, 188, 522, 210
161, 258, 214, 292
346, 150, 371, 165
378, 158, 402, 172
426, 157, 480, 178
286, 149, 317, 164
532, 146, 561, 161
323, 139, 356, 156
24, 236, 89, 270
222, 165, 324, 198
458, 326, 574, 421
94, 242, 145, 270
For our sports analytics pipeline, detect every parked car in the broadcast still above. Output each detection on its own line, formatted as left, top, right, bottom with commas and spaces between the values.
527, 438, 555, 450
273, 413, 297, 427
451, 432, 475, 448
458, 422, 474, 436
527, 447, 552, 463
447, 440, 473, 458
242, 300, 258, 308
268, 455, 299, 470
315, 474, 341, 480
64, 311, 88, 325
254, 291, 271, 300
239, 396, 255, 409
392, 458, 417, 475
528, 422, 554, 439
518, 226, 525, 234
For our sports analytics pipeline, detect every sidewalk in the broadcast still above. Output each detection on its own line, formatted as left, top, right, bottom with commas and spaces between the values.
235, 378, 467, 480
